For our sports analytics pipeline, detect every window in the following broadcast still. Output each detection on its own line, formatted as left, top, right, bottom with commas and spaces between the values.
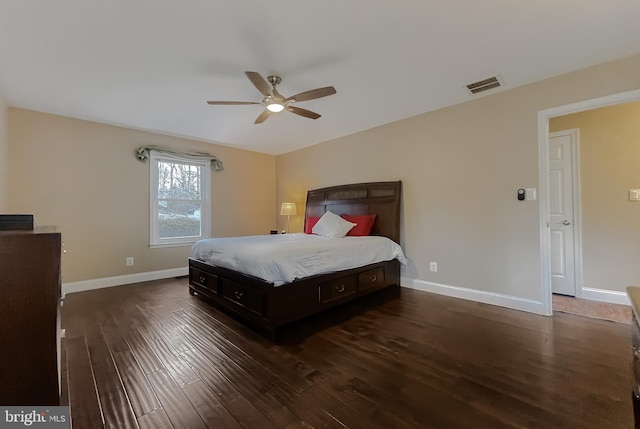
149, 151, 210, 247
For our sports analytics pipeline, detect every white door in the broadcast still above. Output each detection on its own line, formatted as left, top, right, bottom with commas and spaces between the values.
549, 130, 578, 296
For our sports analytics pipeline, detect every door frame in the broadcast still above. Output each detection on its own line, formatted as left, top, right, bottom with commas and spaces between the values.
538, 88, 640, 316
549, 128, 583, 298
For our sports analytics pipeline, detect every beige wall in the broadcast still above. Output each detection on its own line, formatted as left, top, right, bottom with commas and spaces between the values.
0, 94, 7, 211
7, 109, 276, 283
276, 54, 640, 301
550, 102, 640, 293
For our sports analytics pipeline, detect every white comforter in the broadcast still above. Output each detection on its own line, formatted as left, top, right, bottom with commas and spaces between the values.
191, 233, 406, 286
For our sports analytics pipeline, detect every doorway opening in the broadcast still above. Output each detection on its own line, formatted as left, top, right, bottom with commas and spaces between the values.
538, 88, 640, 317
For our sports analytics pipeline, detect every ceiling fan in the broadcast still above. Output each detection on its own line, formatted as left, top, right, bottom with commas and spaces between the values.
207, 71, 337, 124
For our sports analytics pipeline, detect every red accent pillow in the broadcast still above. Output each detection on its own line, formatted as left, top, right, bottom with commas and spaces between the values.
341, 214, 377, 236
304, 216, 321, 234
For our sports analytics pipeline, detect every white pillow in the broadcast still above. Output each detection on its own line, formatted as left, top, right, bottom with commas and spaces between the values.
312, 211, 356, 238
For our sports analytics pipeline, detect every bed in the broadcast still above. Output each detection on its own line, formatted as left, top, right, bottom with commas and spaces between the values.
188, 181, 403, 338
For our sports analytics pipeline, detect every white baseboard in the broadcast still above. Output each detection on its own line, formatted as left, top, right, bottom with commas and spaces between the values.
63, 271, 629, 309
400, 277, 546, 315
581, 287, 630, 305
63, 267, 188, 295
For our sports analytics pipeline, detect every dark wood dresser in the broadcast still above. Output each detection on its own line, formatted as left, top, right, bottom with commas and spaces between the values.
627, 286, 640, 428
0, 227, 61, 405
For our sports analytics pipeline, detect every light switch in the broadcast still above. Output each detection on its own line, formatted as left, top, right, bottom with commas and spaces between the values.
630, 189, 640, 201
525, 188, 537, 200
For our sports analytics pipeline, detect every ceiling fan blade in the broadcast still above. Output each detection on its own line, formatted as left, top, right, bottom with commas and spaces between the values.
254, 110, 270, 124
286, 86, 336, 102
287, 106, 321, 120
207, 101, 260, 105
245, 71, 273, 97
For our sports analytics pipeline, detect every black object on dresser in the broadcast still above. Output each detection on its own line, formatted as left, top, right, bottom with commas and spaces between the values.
0, 227, 61, 405
0, 214, 34, 231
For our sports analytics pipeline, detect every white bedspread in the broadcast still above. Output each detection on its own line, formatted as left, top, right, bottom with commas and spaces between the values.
191, 233, 406, 286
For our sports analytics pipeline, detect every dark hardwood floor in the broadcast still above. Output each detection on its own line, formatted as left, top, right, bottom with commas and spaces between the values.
61, 277, 633, 428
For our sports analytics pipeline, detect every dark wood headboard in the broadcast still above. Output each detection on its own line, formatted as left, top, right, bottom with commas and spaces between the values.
304, 181, 402, 244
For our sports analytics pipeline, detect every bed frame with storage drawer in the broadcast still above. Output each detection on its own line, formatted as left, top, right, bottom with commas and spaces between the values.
188, 181, 402, 338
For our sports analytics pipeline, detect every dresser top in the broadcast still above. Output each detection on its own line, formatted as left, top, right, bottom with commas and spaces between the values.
626, 286, 640, 322
0, 226, 58, 235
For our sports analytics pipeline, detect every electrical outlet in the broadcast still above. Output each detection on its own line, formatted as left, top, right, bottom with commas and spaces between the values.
126, 257, 134, 266
430, 261, 437, 272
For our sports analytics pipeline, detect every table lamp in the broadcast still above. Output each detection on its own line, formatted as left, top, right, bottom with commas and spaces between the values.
280, 202, 297, 233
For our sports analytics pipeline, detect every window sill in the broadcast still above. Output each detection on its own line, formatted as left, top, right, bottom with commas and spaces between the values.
149, 241, 197, 249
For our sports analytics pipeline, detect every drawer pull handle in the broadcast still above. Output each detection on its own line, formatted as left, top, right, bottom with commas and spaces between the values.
199, 276, 206, 284
336, 285, 345, 293
234, 290, 244, 300
369, 275, 377, 282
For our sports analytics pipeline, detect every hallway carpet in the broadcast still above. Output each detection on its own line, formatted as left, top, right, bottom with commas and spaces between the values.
553, 294, 632, 324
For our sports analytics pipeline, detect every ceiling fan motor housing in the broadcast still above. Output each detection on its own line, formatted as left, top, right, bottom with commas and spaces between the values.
267, 76, 282, 86
264, 76, 287, 112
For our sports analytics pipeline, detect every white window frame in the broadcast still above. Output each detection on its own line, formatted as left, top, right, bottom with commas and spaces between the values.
149, 151, 210, 248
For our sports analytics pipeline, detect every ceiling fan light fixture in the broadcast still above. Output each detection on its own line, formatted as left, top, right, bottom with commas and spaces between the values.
263, 94, 286, 112
266, 102, 285, 113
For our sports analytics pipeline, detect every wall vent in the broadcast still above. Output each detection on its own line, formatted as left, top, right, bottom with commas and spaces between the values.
466, 76, 501, 94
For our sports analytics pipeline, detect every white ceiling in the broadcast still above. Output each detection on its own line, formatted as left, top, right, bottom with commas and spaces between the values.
1, 1, 639, 155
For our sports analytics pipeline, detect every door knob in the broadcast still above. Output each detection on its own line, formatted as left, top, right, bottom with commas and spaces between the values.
562, 220, 571, 225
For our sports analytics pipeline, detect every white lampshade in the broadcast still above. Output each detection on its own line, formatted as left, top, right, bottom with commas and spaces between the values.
280, 202, 297, 216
